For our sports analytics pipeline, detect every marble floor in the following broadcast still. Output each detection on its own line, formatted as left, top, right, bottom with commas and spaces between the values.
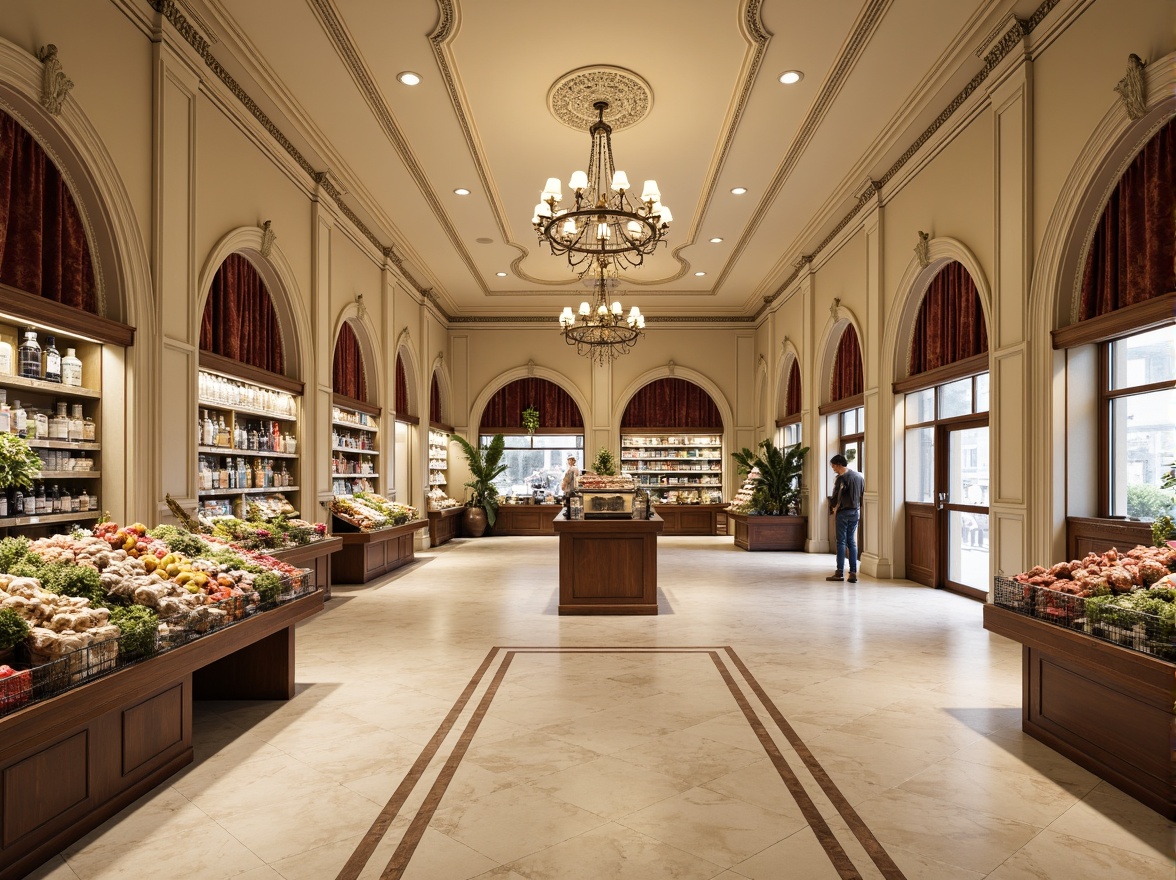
28, 536, 1174, 880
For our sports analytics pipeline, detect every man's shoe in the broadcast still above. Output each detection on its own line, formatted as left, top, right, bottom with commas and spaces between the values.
847, 573, 858, 583
826, 574, 844, 581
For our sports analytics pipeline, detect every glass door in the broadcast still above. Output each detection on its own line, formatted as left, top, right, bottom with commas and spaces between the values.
939, 419, 989, 597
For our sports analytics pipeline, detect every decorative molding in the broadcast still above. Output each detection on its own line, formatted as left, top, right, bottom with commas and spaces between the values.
829, 297, 841, 320
974, 12, 1030, 59
446, 314, 754, 326
35, 45, 73, 115
396, 327, 411, 350
853, 177, 880, 201
354, 291, 366, 320
914, 230, 931, 268
526, 359, 536, 377
758, 0, 1060, 318
147, 0, 442, 311
547, 66, 652, 131
259, 220, 276, 258
667, 360, 676, 376
793, 254, 813, 271
1114, 54, 1148, 121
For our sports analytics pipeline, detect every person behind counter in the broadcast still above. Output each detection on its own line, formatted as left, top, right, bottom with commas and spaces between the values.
560, 455, 580, 495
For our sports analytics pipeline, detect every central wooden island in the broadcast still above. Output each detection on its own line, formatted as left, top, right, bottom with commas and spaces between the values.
553, 511, 663, 615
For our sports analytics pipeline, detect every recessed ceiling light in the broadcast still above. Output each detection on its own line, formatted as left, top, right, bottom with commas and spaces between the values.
475, 237, 493, 244
731, 187, 747, 195
709, 237, 723, 244
397, 71, 422, 86
779, 70, 804, 85
695, 271, 706, 277
453, 187, 470, 196
496, 272, 507, 277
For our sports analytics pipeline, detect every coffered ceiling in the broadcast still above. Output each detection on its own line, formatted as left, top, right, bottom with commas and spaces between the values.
181, 0, 1045, 320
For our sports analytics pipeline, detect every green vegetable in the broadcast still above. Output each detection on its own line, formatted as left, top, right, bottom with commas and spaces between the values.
147, 524, 211, 558
0, 607, 30, 651
0, 537, 31, 574
109, 605, 159, 660
253, 572, 281, 605
37, 562, 105, 606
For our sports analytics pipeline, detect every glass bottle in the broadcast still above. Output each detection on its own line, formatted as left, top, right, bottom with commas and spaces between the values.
0, 491, 7, 517
0, 339, 12, 376
0, 390, 9, 434
264, 460, 273, 488
12, 487, 24, 516
237, 457, 247, 490
59, 484, 71, 514
12, 400, 26, 439
71, 490, 81, 512
77, 487, 88, 512
50, 402, 69, 440
88, 490, 98, 510
219, 457, 230, 490
17, 329, 40, 379
248, 423, 259, 451
60, 347, 82, 387
201, 410, 214, 447
69, 404, 84, 441
32, 409, 47, 440
271, 420, 281, 452
253, 458, 264, 489
82, 416, 96, 442
41, 335, 61, 383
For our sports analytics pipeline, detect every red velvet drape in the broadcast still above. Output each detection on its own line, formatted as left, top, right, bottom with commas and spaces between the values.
908, 261, 988, 375
0, 110, 96, 312
830, 324, 863, 402
395, 355, 409, 414
480, 378, 583, 430
785, 360, 802, 416
332, 320, 367, 401
200, 254, 284, 373
430, 373, 442, 423
621, 378, 722, 429
1079, 117, 1176, 320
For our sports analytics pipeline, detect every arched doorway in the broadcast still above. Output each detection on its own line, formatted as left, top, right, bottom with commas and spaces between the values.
894, 260, 990, 598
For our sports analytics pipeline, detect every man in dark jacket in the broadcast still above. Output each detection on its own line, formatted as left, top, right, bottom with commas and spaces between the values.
828, 454, 864, 582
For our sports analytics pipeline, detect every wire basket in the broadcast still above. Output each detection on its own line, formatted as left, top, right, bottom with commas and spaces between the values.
992, 576, 1033, 615
27, 634, 120, 692
0, 668, 33, 717
1032, 587, 1086, 628
1083, 599, 1176, 660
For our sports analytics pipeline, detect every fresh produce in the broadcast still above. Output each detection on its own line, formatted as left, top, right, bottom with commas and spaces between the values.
108, 604, 160, 660
1013, 545, 1176, 597
330, 493, 419, 530
0, 607, 30, 650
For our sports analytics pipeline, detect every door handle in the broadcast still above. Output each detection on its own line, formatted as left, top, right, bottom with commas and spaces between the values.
936, 491, 947, 510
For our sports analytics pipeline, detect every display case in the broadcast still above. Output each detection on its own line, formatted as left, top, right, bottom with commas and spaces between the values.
428, 427, 448, 493
196, 368, 300, 519
0, 319, 103, 532
332, 397, 380, 496
620, 432, 723, 501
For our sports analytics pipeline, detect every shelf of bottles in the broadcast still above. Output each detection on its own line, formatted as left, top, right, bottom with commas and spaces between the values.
0, 320, 102, 527
619, 432, 724, 496
427, 428, 448, 490
197, 369, 300, 518
331, 403, 379, 496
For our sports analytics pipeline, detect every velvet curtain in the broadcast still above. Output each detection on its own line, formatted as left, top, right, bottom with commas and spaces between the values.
621, 378, 722, 429
785, 360, 802, 416
908, 260, 988, 375
395, 355, 409, 415
1079, 116, 1176, 320
480, 377, 584, 430
830, 324, 863, 402
199, 253, 284, 373
430, 373, 442, 423
332, 320, 367, 401
0, 110, 96, 313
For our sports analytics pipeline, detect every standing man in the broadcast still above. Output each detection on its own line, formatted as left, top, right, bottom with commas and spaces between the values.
828, 454, 864, 583
560, 455, 580, 495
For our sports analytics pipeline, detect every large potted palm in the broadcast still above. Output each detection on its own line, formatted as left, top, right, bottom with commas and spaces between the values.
728, 439, 810, 550
451, 433, 506, 537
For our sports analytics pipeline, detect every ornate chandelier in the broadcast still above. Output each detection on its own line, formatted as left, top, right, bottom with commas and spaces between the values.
558, 261, 645, 366
531, 100, 671, 277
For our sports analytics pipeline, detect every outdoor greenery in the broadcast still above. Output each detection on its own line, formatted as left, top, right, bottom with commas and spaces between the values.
452, 433, 508, 527
1126, 483, 1175, 521
732, 440, 810, 515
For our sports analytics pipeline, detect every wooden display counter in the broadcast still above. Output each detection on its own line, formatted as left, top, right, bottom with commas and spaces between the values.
0, 591, 324, 880
983, 604, 1174, 819
332, 519, 428, 584
490, 503, 561, 536
428, 507, 464, 546
652, 503, 726, 535
554, 512, 663, 615
270, 536, 342, 598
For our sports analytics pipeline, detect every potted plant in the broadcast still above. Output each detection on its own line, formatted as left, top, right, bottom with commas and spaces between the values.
451, 433, 506, 537
0, 433, 42, 495
728, 439, 810, 550
522, 405, 540, 436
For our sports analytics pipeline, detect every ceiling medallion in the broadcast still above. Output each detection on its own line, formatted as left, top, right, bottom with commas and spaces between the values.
547, 66, 653, 132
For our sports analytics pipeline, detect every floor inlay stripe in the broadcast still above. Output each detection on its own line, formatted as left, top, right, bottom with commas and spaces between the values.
338, 645, 910, 879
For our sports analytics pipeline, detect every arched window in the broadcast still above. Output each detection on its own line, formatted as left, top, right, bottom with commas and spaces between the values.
830, 324, 862, 403
908, 261, 988, 376
776, 360, 803, 448
200, 253, 284, 375
478, 378, 584, 497
395, 354, 409, 415
332, 320, 367, 402
0, 109, 96, 312
621, 378, 722, 429
479, 377, 584, 431
430, 372, 443, 424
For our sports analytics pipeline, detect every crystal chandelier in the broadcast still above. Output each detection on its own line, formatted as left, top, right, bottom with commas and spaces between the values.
532, 101, 671, 277
558, 260, 645, 366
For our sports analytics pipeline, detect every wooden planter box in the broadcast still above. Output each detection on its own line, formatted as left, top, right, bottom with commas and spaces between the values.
652, 503, 727, 535
427, 507, 465, 546
0, 591, 324, 880
728, 512, 807, 550
332, 518, 428, 583
270, 536, 342, 599
983, 604, 1175, 819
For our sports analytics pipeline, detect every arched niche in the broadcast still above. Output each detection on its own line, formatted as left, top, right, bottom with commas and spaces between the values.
819, 320, 863, 408
467, 364, 590, 438
478, 377, 585, 432
332, 317, 377, 404
777, 354, 802, 421
394, 347, 418, 417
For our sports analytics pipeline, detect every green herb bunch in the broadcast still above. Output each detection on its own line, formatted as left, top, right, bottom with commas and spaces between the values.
0, 607, 30, 651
